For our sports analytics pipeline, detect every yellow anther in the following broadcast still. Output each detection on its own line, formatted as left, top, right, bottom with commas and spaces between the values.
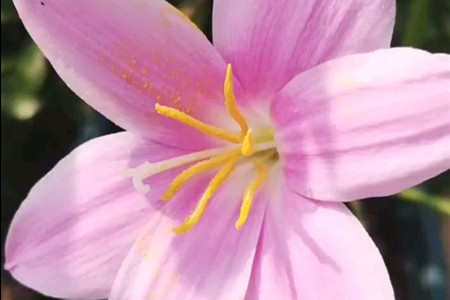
155, 104, 241, 144
173, 153, 240, 234
240, 129, 254, 156
224, 64, 248, 136
235, 160, 267, 230
161, 150, 239, 201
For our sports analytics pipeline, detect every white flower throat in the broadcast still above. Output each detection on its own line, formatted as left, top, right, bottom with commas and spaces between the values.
125, 64, 277, 234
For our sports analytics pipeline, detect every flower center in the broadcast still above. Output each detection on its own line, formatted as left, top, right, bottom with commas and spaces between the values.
125, 64, 277, 234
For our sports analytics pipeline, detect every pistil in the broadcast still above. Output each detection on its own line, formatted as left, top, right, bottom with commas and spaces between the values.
124, 141, 276, 195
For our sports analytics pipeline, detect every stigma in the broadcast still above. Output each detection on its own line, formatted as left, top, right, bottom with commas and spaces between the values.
125, 64, 276, 234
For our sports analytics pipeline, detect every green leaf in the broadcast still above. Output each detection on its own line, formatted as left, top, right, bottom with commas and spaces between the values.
400, 188, 450, 216
401, 0, 430, 47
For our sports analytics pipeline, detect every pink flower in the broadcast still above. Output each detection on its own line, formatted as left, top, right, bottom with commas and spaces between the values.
5, 0, 450, 299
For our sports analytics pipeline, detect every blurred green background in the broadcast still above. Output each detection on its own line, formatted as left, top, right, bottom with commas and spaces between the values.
1, 0, 449, 299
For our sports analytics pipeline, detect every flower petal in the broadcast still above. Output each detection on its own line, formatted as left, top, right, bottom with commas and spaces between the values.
272, 48, 450, 201
109, 163, 267, 300
213, 0, 395, 98
5, 132, 188, 299
245, 171, 394, 299
13, 0, 231, 148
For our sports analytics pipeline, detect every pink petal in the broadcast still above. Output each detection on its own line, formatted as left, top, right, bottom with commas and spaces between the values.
109, 163, 268, 300
272, 48, 450, 201
13, 0, 231, 149
245, 173, 394, 299
213, 0, 395, 99
5, 132, 189, 299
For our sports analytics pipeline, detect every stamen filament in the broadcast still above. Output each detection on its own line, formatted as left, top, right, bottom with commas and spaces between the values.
235, 161, 268, 229
155, 104, 241, 143
241, 129, 254, 156
173, 153, 240, 234
224, 64, 248, 136
161, 150, 240, 201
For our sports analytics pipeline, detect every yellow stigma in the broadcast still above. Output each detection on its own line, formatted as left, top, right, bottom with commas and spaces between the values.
126, 64, 275, 234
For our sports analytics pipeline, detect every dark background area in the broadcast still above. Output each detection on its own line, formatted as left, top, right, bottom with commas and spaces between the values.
1, 0, 449, 299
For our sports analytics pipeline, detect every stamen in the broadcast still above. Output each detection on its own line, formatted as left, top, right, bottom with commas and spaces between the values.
125, 63, 278, 233
161, 150, 239, 201
155, 104, 241, 143
224, 64, 248, 136
235, 160, 267, 229
240, 129, 254, 156
173, 153, 240, 234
